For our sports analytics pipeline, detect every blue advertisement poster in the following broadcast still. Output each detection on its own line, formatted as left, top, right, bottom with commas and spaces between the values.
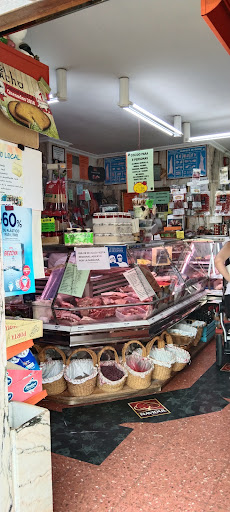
107, 246, 129, 267
2, 206, 35, 296
105, 156, 126, 185
167, 146, 206, 179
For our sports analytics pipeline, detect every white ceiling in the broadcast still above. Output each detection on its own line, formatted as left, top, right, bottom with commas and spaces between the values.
27, 0, 230, 155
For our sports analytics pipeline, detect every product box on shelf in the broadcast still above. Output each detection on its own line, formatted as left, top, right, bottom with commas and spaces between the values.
5, 318, 43, 348
64, 232, 94, 245
7, 362, 42, 402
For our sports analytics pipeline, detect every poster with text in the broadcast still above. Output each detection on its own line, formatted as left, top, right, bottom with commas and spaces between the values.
0, 141, 23, 206
126, 148, 154, 193
0, 61, 59, 138
2, 206, 35, 296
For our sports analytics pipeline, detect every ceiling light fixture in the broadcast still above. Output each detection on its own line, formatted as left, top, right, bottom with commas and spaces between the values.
189, 132, 230, 142
47, 94, 59, 104
124, 106, 174, 136
119, 77, 182, 137
47, 68, 67, 104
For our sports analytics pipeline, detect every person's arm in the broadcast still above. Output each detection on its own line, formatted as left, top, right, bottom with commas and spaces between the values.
214, 241, 230, 282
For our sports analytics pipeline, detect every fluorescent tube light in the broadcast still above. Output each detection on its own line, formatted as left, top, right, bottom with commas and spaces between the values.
189, 132, 230, 142
132, 104, 183, 136
124, 106, 174, 136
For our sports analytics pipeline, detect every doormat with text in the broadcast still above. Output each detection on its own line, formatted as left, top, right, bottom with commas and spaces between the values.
128, 398, 171, 419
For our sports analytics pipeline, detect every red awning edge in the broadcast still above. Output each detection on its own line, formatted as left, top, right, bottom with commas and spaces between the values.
201, 0, 230, 55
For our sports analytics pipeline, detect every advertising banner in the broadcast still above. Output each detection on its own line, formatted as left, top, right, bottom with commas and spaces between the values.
2, 206, 35, 296
0, 61, 58, 138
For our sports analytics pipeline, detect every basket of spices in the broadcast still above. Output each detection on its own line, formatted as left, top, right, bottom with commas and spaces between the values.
39, 345, 67, 395
122, 340, 153, 390
161, 331, 191, 372
64, 348, 98, 397
146, 336, 175, 381
97, 346, 127, 393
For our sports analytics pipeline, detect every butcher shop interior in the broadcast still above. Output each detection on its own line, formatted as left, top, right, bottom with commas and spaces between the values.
1, 1, 230, 512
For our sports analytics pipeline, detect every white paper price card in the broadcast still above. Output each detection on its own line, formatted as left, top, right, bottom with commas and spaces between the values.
124, 266, 155, 301
75, 246, 110, 270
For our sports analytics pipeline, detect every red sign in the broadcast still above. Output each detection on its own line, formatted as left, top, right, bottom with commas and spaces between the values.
128, 398, 170, 418
220, 363, 230, 372
19, 275, 31, 292
23, 265, 31, 276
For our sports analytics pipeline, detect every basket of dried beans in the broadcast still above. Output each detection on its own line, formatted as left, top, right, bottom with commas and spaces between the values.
97, 346, 128, 393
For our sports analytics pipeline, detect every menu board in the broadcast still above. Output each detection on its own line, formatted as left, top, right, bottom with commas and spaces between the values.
126, 148, 154, 193
167, 146, 206, 179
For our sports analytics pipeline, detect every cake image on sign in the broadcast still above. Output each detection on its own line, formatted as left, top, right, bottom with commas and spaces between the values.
8, 101, 30, 127
15, 102, 51, 130
128, 398, 170, 418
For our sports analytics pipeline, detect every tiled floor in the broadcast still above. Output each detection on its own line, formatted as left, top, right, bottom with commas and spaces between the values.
48, 339, 230, 511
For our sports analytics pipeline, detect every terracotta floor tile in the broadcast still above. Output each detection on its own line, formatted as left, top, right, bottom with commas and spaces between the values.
163, 338, 215, 392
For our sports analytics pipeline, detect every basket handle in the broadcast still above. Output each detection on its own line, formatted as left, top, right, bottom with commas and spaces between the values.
146, 336, 164, 355
97, 345, 119, 365
66, 347, 97, 367
38, 345, 66, 364
122, 339, 146, 363
161, 331, 173, 345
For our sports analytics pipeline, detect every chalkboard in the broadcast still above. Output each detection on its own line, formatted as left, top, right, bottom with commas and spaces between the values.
104, 156, 126, 185
167, 146, 206, 179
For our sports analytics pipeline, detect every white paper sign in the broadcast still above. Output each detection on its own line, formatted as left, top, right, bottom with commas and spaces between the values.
126, 148, 154, 193
75, 246, 110, 270
0, 140, 43, 210
124, 266, 156, 301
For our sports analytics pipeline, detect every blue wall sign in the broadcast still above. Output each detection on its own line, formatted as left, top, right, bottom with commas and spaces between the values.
167, 146, 206, 179
105, 156, 126, 185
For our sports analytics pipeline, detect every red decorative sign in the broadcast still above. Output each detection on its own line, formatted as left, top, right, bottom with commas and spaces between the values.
128, 398, 170, 418
220, 363, 230, 372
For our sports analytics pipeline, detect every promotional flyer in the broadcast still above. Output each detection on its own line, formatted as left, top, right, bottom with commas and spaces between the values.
2, 205, 35, 296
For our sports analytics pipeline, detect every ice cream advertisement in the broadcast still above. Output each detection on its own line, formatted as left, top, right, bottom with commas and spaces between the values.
2, 206, 35, 296
0, 61, 59, 138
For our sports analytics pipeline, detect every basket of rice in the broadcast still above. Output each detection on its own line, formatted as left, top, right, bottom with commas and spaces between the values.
122, 340, 153, 390
161, 331, 191, 372
64, 348, 98, 397
168, 322, 197, 348
146, 336, 175, 381
39, 345, 67, 395
97, 346, 127, 393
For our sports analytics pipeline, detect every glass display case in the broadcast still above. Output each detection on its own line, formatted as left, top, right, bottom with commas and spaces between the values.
31, 241, 208, 346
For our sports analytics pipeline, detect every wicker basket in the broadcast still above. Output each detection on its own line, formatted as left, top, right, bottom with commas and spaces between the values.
146, 336, 173, 381
168, 322, 197, 347
64, 348, 97, 397
97, 346, 127, 393
39, 345, 67, 395
187, 320, 206, 346
122, 340, 153, 390
161, 331, 190, 372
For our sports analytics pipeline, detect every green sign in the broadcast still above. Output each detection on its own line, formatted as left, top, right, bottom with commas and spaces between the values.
148, 191, 170, 205
126, 148, 154, 193
59, 263, 89, 298
41, 217, 55, 232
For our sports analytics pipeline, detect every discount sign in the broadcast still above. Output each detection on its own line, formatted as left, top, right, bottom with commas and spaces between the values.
1, 206, 35, 296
